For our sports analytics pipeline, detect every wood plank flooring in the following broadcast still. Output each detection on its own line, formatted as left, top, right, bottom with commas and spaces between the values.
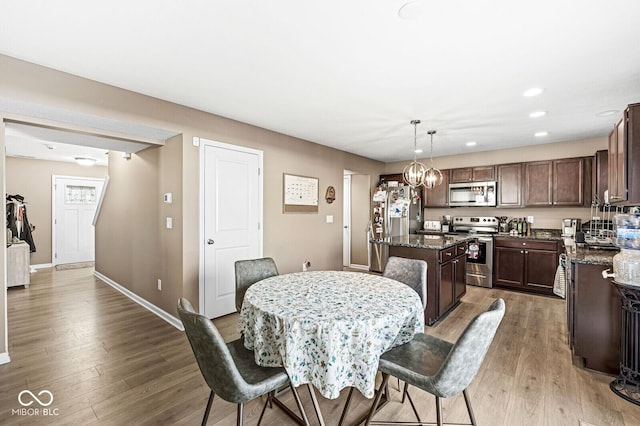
1, 267, 639, 425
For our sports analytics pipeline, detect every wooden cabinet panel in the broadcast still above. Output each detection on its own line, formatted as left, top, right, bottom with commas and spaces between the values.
493, 238, 560, 295
553, 158, 584, 205
572, 262, 620, 375
497, 163, 523, 207
439, 261, 454, 314
450, 168, 472, 183
609, 103, 640, 204
524, 161, 553, 206
424, 169, 450, 207
389, 243, 466, 326
524, 249, 558, 291
593, 150, 608, 204
454, 255, 466, 299
450, 166, 495, 183
493, 246, 524, 288
524, 158, 589, 207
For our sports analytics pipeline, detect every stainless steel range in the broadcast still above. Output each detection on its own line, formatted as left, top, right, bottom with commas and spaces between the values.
451, 216, 499, 288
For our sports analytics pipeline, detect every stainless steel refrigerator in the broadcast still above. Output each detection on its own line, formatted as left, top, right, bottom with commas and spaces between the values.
369, 184, 414, 272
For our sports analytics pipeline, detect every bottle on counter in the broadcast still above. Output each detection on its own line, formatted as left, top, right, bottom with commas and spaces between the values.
522, 217, 528, 235
517, 218, 522, 235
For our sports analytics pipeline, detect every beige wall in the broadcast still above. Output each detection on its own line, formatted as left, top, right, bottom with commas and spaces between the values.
0, 54, 385, 359
385, 137, 609, 229
5, 157, 107, 265
350, 174, 371, 266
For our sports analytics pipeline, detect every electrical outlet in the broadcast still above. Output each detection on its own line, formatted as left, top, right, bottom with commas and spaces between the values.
527, 216, 534, 224
302, 261, 311, 272
157, 279, 162, 291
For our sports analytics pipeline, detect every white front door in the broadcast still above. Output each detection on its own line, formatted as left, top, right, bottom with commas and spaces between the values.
200, 139, 262, 318
53, 176, 104, 265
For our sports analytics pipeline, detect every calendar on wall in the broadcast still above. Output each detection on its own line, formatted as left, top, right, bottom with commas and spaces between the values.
283, 173, 319, 213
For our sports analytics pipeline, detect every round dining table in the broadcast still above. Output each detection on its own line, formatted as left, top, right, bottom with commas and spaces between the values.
239, 270, 425, 400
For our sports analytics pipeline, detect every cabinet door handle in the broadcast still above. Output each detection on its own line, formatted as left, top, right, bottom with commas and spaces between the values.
520, 250, 524, 253
525, 250, 528, 254
446, 252, 452, 256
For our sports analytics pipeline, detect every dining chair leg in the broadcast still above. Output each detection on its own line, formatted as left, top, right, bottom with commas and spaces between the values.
401, 381, 409, 403
256, 394, 271, 426
338, 387, 355, 426
364, 373, 390, 426
289, 384, 312, 426
463, 389, 478, 426
435, 396, 442, 426
237, 402, 244, 426
307, 385, 326, 426
202, 391, 215, 426
404, 385, 421, 422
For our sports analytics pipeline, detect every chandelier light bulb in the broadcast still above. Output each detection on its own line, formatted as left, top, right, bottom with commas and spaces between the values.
403, 120, 427, 188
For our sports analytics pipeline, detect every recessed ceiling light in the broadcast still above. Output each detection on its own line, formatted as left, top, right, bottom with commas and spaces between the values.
74, 157, 96, 166
529, 111, 547, 118
398, 1, 425, 20
596, 110, 619, 117
534, 131, 549, 137
466, 141, 477, 147
523, 88, 543, 97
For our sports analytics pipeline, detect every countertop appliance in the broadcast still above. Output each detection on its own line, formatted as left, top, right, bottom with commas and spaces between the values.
562, 218, 581, 237
451, 216, 499, 288
448, 181, 497, 207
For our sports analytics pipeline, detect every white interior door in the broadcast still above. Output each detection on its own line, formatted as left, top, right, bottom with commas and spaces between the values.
343, 174, 351, 267
54, 176, 104, 265
200, 139, 262, 318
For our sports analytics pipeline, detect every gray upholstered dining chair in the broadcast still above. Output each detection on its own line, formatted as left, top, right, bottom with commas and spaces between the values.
338, 256, 428, 425
177, 298, 310, 426
363, 298, 506, 426
235, 257, 279, 312
383, 256, 427, 311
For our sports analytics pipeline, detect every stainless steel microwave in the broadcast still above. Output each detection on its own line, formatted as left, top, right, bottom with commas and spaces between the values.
449, 181, 497, 207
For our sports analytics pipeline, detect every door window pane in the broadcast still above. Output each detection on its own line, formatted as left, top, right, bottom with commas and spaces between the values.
66, 185, 96, 204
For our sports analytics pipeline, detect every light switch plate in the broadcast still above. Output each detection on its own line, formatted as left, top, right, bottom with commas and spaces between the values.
326, 215, 334, 223
166, 217, 173, 229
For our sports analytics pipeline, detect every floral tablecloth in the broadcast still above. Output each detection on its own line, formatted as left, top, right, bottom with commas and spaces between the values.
240, 270, 425, 399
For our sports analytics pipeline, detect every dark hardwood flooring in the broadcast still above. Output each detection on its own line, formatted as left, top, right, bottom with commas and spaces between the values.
1, 267, 639, 425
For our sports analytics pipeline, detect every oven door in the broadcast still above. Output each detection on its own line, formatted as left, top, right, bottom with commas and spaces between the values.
466, 236, 493, 288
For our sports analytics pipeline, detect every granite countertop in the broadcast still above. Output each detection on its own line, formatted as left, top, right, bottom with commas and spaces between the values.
371, 234, 472, 250
566, 245, 618, 265
494, 229, 564, 241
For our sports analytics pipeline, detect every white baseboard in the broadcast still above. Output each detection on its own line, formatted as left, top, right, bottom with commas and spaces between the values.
30, 263, 53, 270
0, 352, 11, 365
93, 271, 184, 331
348, 263, 369, 271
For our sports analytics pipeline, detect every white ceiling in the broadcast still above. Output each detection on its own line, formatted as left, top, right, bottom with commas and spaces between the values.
2, 0, 640, 163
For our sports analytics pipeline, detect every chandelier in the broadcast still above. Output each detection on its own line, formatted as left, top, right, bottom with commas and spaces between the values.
402, 120, 428, 188
423, 130, 443, 189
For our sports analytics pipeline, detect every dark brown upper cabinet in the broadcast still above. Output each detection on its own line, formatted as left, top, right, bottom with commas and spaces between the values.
593, 150, 608, 205
497, 163, 523, 207
524, 157, 590, 207
609, 103, 640, 205
450, 166, 496, 183
423, 169, 450, 207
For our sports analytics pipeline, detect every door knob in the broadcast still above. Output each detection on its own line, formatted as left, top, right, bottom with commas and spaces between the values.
207, 239, 215, 245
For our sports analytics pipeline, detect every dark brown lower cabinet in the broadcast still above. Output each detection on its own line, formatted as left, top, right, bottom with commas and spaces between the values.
569, 262, 621, 375
390, 242, 467, 326
493, 238, 560, 295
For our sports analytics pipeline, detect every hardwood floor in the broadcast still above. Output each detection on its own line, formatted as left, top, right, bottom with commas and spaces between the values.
1, 267, 639, 425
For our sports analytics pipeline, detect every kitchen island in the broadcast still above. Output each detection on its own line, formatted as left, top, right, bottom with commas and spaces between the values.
566, 246, 620, 375
373, 234, 473, 325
